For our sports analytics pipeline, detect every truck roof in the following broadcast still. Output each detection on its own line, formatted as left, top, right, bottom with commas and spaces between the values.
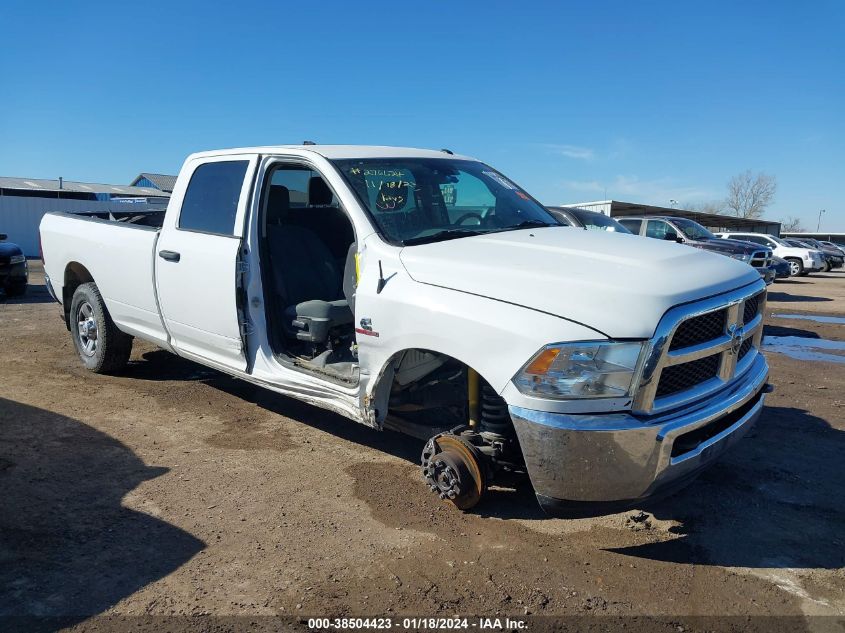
187, 145, 477, 162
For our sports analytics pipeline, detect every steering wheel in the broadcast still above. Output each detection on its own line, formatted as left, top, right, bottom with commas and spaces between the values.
454, 212, 484, 226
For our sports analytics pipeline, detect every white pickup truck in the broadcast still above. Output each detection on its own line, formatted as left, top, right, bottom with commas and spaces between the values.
40, 145, 771, 516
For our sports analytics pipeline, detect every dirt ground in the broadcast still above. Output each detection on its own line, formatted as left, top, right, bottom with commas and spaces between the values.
1, 263, 843, 632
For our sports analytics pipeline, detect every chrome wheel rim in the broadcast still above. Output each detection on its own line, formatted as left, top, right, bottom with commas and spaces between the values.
76, 301, 98, 357
789, 261, 800, 276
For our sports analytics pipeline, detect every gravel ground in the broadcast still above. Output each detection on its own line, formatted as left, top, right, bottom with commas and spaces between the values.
1, 263, 843, 631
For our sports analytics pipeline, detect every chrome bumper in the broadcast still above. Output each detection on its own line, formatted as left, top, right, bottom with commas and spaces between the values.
510, 352, 769, 516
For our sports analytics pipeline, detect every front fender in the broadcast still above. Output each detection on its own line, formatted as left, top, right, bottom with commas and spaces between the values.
356, 272, 604, 423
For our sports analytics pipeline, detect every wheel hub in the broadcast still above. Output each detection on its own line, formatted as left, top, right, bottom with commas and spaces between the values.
76, 302, 99, 357
428, 451, 464, 500
421, 433, 487, 510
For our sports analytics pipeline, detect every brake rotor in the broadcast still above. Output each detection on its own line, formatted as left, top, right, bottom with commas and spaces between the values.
421, 433, 487, 510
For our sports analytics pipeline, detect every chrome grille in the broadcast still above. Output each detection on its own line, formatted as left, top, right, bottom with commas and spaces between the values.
750, 249, 771, 269
655, 355, 720, 397
669, 309, 726, 351
634, 283, 767, 414
743, 292, 764, 324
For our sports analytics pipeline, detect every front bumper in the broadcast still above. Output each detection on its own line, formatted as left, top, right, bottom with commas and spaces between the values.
510, 352, 769, 516
759, 266, 776, 285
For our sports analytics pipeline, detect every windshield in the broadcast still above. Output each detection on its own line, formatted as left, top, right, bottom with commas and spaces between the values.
671, 218, 716, 240
332, 158, 557, 245
567, 208, 631, 233
787, 240, 813, 248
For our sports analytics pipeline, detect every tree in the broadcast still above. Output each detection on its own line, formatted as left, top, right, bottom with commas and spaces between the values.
724, 170, 777, 219
780, 215, 804, 232
686, 200, 725, 214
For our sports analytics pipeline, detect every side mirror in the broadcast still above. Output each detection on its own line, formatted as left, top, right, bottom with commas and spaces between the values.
0, 233, 7, 241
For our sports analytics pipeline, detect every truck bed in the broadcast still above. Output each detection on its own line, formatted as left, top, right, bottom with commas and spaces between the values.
58, 209, 166, 228
40, 211, 170, 347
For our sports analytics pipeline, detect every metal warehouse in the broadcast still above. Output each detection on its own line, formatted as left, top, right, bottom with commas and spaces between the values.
0, 175, 172, 255
564, 200, 782, 235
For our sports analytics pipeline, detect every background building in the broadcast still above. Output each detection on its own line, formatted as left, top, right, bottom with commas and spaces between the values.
564, 200, 782, 236
0, 176, 170, 255
129, 173, 177, 193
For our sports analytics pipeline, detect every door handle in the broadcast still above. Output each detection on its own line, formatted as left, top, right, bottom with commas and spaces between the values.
158, 250, 181, 262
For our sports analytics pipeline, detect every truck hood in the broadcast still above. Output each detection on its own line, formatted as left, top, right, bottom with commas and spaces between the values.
691, 237, 763, 256
399, 227, 761, 339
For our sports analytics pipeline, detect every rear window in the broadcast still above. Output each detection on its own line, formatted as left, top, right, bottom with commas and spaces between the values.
179, 161, 249, 235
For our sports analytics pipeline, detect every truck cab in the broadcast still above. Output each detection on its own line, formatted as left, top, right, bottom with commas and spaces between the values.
40, 145, 771, 516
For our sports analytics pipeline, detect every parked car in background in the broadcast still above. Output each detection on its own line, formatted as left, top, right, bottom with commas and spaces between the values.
618, 216, 775, 284
546, 206, 632, 233
39, 144, 772, 516
0, 233, 28, 297
784, 238, 843, 272
716, 232, 825, 277
770, 256, 792, 280
820, 240, 845, 256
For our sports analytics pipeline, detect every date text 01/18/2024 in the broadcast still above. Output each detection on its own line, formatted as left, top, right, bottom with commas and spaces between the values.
307, 617, 528, 630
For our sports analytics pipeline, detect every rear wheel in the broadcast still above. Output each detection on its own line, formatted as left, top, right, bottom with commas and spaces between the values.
786, 258, 803, 277
70, 282, 133, 373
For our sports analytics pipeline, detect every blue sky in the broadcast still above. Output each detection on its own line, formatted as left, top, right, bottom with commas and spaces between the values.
1, 1, 843, 230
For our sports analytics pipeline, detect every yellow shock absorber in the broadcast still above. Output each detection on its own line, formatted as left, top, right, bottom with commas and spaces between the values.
467, 367, 480, 429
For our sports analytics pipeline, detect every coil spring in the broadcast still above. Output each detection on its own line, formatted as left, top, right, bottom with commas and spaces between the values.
479, 382, 510, 435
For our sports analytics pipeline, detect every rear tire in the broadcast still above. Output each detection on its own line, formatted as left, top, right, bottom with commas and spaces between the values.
786, 258, 803, 277
70, 282, 133, 373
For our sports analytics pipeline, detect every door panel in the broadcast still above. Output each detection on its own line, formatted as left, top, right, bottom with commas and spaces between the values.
156, 231, 245, 369
155, 156, 256, 372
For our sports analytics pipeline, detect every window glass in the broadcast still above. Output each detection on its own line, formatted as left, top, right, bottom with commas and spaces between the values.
270, 165, 338, 208
671, 218, 715, 240
569, 209, 632, 233
646, 220, 678, 240
546, 208, 574, 226
333, 158, 556, 245
179, 161, 248, 235
618, 219, 642, 234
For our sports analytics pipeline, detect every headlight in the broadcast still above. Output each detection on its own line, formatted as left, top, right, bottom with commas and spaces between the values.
731, 253, 751, 262
9, 254, 26, 264
513, 341, 645, 399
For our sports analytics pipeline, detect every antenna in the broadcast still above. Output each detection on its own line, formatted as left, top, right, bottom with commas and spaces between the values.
302, 140, 316, 145
440, 148, 454, 155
